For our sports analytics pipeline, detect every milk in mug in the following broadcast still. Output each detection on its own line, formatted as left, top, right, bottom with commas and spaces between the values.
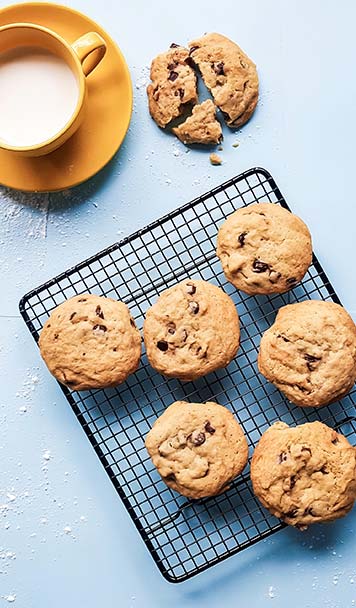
0, 46, 79, 147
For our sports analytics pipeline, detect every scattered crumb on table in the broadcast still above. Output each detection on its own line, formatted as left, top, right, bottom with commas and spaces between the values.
232, 141, 240, 148
210, 153, 222, 165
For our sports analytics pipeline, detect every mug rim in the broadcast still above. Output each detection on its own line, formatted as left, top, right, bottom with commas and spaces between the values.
0, 22, 85, 153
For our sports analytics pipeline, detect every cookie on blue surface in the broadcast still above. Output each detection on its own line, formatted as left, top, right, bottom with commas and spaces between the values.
189, 32, 259, 128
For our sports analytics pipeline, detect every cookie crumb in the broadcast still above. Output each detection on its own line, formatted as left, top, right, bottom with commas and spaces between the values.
218, 145, 223, 151
232, 141, 240, 148
210, 153, 222, 165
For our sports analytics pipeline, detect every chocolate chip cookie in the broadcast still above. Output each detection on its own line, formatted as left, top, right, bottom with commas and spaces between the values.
143, 279, 240, 381
146, 400, 248, 499
216, 203, 312, 295
172, 99, 222, 145
39, 294, 141, 391
147, 44, 198, 128
258, 300, 356, 407
251, 421, 356, 528
189, 33, 259, 128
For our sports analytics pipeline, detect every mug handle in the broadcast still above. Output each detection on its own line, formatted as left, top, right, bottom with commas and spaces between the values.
72, 32, 107, 76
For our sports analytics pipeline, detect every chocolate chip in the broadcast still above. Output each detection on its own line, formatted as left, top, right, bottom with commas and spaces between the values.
95, 305, 104, 319
304, 353, 321, 372
253, 259, 270, 273
303, 507, 315, 516
290, 475, 296, 489
157, 340, 168, 351
214, 61, 225, 75
278, 452, 288, 464
295, 384, 308, 393
189, 301, 199, 314
304, 354, 321, 362
54, 333, 59, 340
331, 432, 339, 445
189, 431, 206, 446
319, 465, 328, 474
286, 277, 297, 285
189, 45, 199, 55
301, 446, 312, 456
168, 70, 178, 81
167, 62, 176, 70
167, 322, 176, 335
178, 88, 184, 99
78, 298, 87, 302
93, 324, 107, 333
285, 508, 298, 518
69, 312, 76, 320
170, 43, 179, 48
185, 56, 195, 68
205, 421, 216, 434
240, 59, 247, 69
181, 329, 188, 342
186, 282, 196, 295
238, 231, 247, 246
277, 334, 290, 343
165, 473, 176, 481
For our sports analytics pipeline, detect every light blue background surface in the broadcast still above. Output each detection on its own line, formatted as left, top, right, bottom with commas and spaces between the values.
0, 0, 356, 606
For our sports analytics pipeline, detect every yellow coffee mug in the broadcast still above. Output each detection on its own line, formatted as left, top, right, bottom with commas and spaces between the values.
0, 23, 107, 157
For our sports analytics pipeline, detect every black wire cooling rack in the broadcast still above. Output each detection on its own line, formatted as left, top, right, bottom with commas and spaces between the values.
19, 167, 356, 582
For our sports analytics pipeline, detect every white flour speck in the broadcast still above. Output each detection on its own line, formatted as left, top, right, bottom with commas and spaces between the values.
333, 575, 339, 585
64, 526, 72, 534
350, 577, 354, 584
6, 494, 16, 503
268, 586, 275, 599
43, 450, 51, 461
18, 406, 27, 414
41, 518, 48, 525
4, 595, 16, 603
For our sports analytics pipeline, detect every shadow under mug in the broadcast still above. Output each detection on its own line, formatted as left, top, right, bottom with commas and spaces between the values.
0, 23, 107, 157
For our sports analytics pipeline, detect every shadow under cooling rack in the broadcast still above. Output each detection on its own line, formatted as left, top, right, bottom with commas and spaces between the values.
19, 167, 356, 582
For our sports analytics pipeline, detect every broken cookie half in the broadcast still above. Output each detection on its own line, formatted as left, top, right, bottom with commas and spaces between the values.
172, 99, 222, 145
188, 33, 259, 128
147, 44, 198, 128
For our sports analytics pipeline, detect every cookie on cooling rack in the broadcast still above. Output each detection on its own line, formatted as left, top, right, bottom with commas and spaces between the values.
188, 32, 259, 128
251, 421, 356, 528
39, 294, 141, 391
147, 43, 198, 128
216, 202, 312, 295
258, 300, 356, 407
143, 279, 240, 381
146, 400, 248, 499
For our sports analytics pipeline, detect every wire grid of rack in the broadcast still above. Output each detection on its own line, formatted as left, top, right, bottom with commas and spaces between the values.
19, 167, 356, 582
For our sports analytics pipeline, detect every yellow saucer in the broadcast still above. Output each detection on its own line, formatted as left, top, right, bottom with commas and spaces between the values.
0, 2, 133, 191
